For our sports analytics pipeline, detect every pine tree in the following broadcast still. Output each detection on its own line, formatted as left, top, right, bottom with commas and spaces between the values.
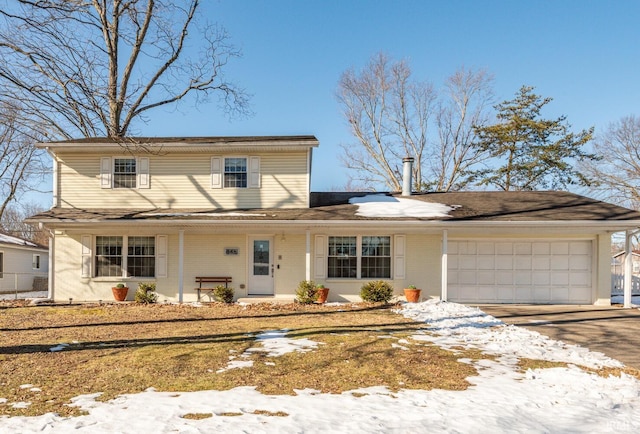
472, 86, 595, 191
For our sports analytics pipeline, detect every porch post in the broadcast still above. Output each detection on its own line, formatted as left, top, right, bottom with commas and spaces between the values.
441, 229, 448, 302
178, 230, 184, 303
305, 230, 311, 281
624, 230, 633, 308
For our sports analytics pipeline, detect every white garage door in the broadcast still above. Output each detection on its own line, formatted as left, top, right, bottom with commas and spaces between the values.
448, 240, 593, 304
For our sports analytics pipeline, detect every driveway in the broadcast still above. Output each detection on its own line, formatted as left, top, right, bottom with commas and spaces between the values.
477, 304, 640, 369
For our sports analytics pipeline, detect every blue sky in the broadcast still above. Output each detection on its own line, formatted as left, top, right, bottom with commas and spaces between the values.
28, 0, 640, 205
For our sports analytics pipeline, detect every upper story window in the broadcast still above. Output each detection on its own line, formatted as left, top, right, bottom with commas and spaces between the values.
211, 156, 261, 189
100, 157, 149, 189
224, 157, 248, 188
113, 158, 136, 188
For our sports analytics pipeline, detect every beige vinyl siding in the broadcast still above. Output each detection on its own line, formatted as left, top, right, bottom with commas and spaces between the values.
57, 152, 309, 209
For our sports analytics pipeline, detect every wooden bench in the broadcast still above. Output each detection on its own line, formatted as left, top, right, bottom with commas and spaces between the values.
195, 276, 232, 302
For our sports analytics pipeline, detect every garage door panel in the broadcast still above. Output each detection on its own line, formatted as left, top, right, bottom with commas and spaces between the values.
533, 257, 550, 270
570, 256, 590, 270
449, 240, 593, 304
551, 256, 569, 270
496, 256, 513, 270
477, 271, 495, 285
477, 256, 495, 269
515, 271, 531, 285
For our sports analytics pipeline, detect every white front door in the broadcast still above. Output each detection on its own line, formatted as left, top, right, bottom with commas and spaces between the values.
248, 237, 274, 295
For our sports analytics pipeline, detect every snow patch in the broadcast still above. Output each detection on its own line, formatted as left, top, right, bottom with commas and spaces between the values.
349, 194, 457, 218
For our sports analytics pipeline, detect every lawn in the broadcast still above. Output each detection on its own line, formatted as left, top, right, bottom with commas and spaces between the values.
0, 301, 479, 417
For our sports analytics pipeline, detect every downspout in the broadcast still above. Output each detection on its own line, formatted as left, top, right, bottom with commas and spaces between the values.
41, 223, 54, 300
178, 229, 184, 303
441, 229, 448, 301
45, 147, 59, 208
306, 230, 311, 281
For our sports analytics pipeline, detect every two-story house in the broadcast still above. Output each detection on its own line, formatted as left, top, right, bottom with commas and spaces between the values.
29, 136, 640, 305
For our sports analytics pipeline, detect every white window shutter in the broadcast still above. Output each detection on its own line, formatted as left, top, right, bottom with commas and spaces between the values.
393, 235, 406, 280
137, 157, 150, 189
314, 235, 326, 279
156, 235, 168, 278
248, 156, 261, 188
100, 157, 112, 189
211, 157, 222, 189
81, 235, 92, 278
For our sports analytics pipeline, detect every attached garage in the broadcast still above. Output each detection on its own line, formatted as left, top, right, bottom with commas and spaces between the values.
448, 240, 593, 304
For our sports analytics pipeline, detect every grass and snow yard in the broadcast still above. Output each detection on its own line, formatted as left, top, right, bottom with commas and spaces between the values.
1, 299, 640, 433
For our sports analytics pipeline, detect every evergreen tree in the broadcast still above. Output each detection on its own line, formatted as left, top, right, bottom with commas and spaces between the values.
472, 86, 595, 191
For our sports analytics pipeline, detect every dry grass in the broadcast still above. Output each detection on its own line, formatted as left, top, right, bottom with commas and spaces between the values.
0, 301, 478, 417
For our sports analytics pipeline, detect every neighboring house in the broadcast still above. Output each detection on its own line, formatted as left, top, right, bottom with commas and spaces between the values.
0, 232, 49, 293
612, 251, 640, 275
611, 251, 640, 294
28, 136, 640, 305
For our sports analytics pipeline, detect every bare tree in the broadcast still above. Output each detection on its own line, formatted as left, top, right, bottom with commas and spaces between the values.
0, 101, 48, 220
336, 53, 493, 192
581, 115, 640, 209
337, 53, 435, 191
0, 0, 249, 139
430, 67, 494, 191
1, 202, 49, 246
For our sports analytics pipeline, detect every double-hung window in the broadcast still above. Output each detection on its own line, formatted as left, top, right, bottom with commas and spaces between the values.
95, 236, 155, 278
224, 157, 248, 188
113, 158, 137, 188
327, 236, 391, 279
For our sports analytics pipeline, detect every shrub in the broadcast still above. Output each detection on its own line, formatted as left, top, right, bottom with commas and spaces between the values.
360, 280, 394, 303
134, 282, 158, 304
295, 280, 318, 304
213, 285, 234, 303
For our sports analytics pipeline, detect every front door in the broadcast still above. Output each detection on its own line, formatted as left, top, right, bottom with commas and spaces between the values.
248, 237, 274, 295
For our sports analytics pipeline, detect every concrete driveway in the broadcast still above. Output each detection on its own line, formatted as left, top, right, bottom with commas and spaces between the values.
477, 304, 640, 369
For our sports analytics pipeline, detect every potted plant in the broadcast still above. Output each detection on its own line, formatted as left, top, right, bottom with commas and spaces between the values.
315, 283, 330, 303
111, 283, 129, 301
404, 284, 421, 303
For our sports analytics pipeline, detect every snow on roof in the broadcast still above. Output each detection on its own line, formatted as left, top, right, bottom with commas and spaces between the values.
0, 232, 39, 248
349, 194, 457, 218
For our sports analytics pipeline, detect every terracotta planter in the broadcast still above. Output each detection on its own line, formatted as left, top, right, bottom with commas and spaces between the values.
316, 288, 330, 303
112, 286, 129, 301
404, 288, 421, 303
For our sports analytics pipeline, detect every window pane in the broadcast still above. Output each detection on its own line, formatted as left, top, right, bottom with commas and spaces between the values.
328, 236, 357, 278
113, 158, 136, 188
361, 236, 391, 278
95, 236, 123, 277
127, 236, 155, 277
224, 158, 247, 188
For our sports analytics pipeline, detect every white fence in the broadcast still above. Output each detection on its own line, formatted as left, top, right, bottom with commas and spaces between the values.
611, 273, 640, 295
0, 272, 48, 295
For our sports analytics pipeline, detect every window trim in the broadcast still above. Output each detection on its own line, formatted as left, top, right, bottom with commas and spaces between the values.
93, 235, 157, 279
223, 156, 248, 189
326, 235, 392, 280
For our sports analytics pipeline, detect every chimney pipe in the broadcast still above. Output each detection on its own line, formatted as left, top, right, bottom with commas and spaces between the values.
402, 157, 414, 196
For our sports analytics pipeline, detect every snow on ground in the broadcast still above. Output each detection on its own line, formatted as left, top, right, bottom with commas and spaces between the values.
0, 291, 48, 301
2, 300, 640, 433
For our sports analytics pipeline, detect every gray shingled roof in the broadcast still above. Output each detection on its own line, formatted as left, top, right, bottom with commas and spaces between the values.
27, 191, 640, 224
